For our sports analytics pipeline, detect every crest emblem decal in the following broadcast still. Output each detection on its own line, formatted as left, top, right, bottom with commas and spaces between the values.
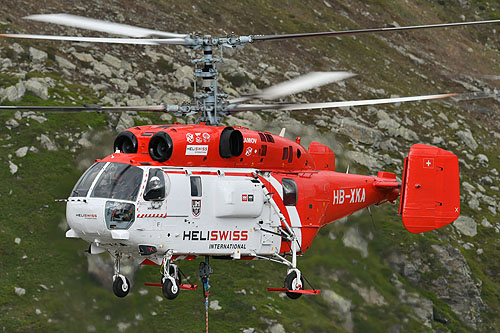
192, 199, 201, 217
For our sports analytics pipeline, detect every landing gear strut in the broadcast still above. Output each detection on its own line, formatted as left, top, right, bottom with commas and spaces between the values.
112, 252, 130, 298
161, 251, 180, 299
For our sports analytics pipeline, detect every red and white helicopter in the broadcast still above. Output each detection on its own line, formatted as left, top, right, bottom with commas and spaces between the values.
1, 14, 497, 300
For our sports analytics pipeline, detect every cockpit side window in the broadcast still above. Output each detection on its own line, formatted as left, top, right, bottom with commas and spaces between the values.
282, 178, 297, 206
144, 169, 166, 201
91, 163, 143, 201
190, 176, 202, 197
71, 162, 105, 197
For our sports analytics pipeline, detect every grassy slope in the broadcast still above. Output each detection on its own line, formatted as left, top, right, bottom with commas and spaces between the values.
1, 0, 500, 331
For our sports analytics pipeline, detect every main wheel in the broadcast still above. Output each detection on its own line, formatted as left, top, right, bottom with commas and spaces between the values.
113, 276, 130, 298
162, 278, 180, 300
284, 271, 304, 300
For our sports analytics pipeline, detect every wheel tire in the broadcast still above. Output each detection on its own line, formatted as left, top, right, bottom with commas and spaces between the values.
113, 276, 130, 298
284, 271, 303, 300
162, 278, 180, 300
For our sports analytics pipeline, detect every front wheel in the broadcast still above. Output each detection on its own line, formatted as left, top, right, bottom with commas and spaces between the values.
284, 271, 304, 300
162, 278, 179, 300
113, 276, 130, 298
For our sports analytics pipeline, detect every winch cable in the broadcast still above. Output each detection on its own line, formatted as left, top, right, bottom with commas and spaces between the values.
198, 257, 212, 333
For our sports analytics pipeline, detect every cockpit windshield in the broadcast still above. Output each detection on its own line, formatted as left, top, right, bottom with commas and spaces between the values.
91, 163, 143, 201
71, 162, 105, 197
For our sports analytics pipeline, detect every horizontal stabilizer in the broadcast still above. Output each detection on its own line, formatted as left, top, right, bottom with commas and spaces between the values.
399, 144, 460, 233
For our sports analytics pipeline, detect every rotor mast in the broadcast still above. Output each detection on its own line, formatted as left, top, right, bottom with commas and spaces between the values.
187, 35, 253, 124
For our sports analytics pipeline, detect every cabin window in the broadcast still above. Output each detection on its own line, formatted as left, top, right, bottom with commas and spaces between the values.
190, 176, 202, 197
288, 146, 293, 163
265, 133, 274, 143
282, 178, 297, 206
258, 132, 267, 142
144, 169, 166, 201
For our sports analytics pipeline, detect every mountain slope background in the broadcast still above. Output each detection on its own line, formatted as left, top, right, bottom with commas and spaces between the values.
1, 0, 500, 332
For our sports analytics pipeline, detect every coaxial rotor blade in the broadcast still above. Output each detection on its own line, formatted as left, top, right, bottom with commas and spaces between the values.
0, 34, 189, 45
26, 14, 188, 38
0, 105, 170, 112
253, 19, 500, 42
229, 93, 456, 112
229, 71, 355, 104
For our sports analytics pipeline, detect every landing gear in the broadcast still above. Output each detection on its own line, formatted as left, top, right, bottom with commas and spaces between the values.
113, 275, 130, 298
161, 251, 180, 300
284, 269, 304, 299
112, 252, 130, 298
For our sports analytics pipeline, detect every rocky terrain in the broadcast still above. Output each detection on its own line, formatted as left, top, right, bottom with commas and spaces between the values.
1, 0, 500, 332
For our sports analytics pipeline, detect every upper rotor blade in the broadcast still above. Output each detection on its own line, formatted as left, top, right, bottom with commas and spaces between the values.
229, 71, 355, 104
230, 93, 456, 112
0, 105, 169, 112
0, 34, 188, 45
26, 14, 188, 39
253, 19, 500, 41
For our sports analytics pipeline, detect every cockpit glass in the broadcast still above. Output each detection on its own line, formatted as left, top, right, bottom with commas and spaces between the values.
71, 162, 105, 197
91, 163, 143, 201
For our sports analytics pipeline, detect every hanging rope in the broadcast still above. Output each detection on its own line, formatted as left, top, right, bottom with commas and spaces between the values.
202, 276, 210, 333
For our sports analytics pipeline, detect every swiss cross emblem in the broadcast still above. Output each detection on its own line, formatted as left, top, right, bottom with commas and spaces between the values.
242, 194, 248, 202
423, 158, 434, 169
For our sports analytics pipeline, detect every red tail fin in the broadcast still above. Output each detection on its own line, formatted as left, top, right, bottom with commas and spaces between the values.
399, 144, 460, 233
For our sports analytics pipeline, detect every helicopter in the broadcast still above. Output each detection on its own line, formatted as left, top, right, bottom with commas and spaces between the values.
0, 13, 497, 301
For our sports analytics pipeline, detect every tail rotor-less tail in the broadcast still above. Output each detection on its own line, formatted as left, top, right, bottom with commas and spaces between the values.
399, 144, 460, 233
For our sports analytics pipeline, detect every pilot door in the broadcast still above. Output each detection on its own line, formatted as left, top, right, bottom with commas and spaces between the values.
137, 168, 168, 231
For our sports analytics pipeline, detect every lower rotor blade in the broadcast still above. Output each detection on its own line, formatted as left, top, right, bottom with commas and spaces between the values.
0, 105, 169, 112
229, 93, 456, 112
0, 34, 189, 45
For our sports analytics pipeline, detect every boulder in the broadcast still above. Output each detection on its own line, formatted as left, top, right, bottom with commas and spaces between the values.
39, 134, 58, 151
25, 79, 49, 100
174, 65, 193, 88
15, 147, 28, 158
103, 54, 122, 69
9, 161, 18, 175
342, 227, 368, 258
94, 62, 112, 78
55, 55, 76, 70
14, 287, 26, 296
337, 118, 382, 144
321, 289, 353, 332
29, 47, 48, 63
209, 300, 222, 310
453, 215, 477, 237
72, 52, 95, 63
346, 151, 383, 170
456, 130, 478, 150
2, 82, 26, 102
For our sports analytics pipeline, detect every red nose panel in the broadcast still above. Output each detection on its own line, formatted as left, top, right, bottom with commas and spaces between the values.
399, 144, 460, 233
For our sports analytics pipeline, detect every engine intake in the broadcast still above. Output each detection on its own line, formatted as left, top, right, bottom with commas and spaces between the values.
219, 127, 243, 158
148, 131, 173, 162
113, 131, 138, 154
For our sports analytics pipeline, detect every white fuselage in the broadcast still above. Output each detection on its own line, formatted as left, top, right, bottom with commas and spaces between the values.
65, 163, 299, 263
